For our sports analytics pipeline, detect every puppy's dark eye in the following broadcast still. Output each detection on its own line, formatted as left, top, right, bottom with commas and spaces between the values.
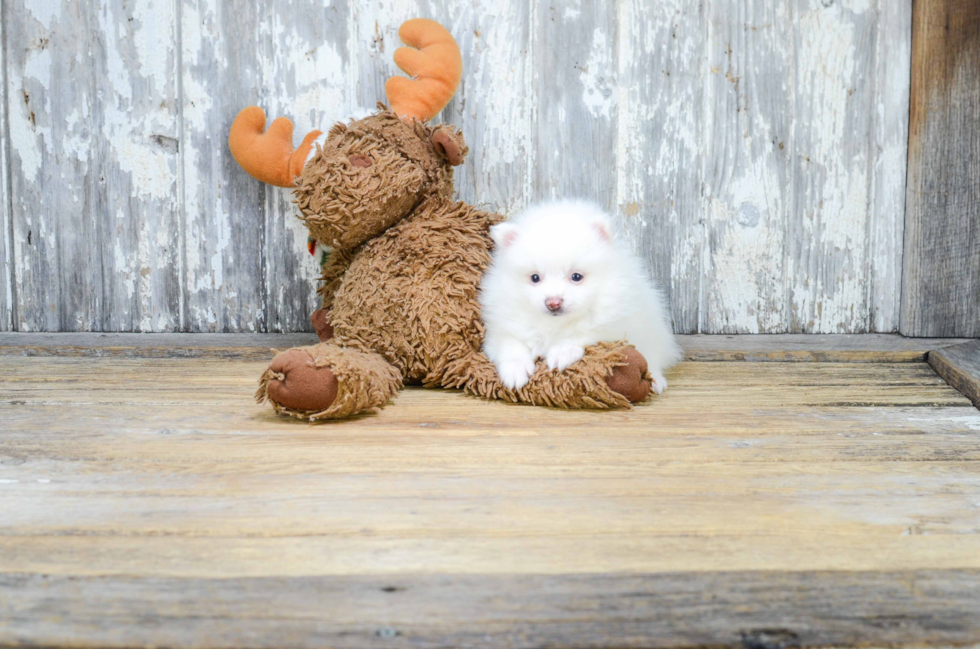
530, 274, 541, 284
570, 273, 584, 282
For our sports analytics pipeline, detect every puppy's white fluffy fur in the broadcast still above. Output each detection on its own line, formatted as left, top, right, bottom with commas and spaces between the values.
480, 200, 682, 394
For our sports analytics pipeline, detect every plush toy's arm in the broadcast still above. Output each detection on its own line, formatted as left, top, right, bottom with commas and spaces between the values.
316, 247, 354, 312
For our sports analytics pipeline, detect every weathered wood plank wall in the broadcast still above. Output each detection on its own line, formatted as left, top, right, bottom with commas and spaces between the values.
1, 0, 911, 333
901, 0, 980, 338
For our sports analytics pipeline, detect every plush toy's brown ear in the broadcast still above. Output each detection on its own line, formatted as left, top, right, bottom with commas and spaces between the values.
431, 128, 466, 166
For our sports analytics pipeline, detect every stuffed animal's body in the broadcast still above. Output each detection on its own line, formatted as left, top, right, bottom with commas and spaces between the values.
229, 20, 653, 420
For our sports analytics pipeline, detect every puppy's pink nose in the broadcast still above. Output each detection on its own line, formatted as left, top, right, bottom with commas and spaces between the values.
545, 297, 563, 312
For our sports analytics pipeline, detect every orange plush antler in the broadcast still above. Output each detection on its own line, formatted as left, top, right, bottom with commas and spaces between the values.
228, 107, 322, 188
385, 19, 462, 122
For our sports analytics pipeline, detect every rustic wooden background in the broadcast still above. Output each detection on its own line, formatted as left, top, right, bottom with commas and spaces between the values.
1, 0, 915, 334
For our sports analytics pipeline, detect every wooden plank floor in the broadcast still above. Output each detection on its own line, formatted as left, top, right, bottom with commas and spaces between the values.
2, 349, 980, 648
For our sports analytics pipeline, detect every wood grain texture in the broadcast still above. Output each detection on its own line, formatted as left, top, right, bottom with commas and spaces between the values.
531, 0, 617, 207
702, 0, 907, 334
0, 332, 973, 362
1, 353, 979, 646
0, 0, 12, 332
4, 0, 182, 333
616, 0, 703, 335
432, 0, 533, 215
1, 1, 914, 334
180, 0, 269, 333
4, 571, 980, 649
870, 0, 912, 332
901, 0, 980, 337
929, 339, 980, 408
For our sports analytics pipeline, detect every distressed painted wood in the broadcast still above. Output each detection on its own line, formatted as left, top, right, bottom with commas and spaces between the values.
616, 0, 703, 335
261, 0, 352, 333
433, 0, 533, 216
531, 0, 618, 210
180, 0, 271, 333
930, 340, 980, 408
901, 0, 980, 338
2, 354, 980, 646
702, 0, 906, 334
870, 0, 912, 332
0, 0, 12, 332
1, 0, 913, 334
4, 0, 182, 333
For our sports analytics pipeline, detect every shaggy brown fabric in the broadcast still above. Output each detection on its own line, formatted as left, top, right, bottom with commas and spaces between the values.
255, 106, 653, 420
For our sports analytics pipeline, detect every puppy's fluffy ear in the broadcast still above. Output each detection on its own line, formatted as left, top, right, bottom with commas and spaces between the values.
592, 216, 612, 243
490, 222, 519, 248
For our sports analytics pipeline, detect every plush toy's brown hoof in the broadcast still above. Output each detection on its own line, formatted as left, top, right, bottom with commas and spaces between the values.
265, 349, 338, 412
310, 309, 334, 342
606, 348, 652, 403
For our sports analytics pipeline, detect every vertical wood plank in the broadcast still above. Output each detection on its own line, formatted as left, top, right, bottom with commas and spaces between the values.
701, 0, 893, 334
261, 0, 351, 332
351, 0, 427, 116
616, 0, 703, 333
99, 0, 182, 332
702, 0, 793, 333
901, 0, 980, 337
0, 0, 12, 331
531, 0, 618, 209
5, 0, 180, 332
181, 0, 269, 332
868, 0, 911, 332
6, 0, 105, 331
429, 0, 533, 216
785, 0, 878, 333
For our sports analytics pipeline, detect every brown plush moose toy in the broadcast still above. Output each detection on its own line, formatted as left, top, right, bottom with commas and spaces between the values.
228, 18, 652, 420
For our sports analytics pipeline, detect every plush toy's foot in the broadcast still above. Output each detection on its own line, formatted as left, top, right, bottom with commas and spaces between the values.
257, 343, 402, 421
310, 309, 334, 342
265, 349, 339, 412
606, 347, 652, 402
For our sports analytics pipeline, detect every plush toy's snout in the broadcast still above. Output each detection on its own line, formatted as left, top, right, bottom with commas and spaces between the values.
431, 129, 465, 166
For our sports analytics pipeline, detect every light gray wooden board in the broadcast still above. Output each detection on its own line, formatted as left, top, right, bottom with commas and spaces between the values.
4, 0, 181, 332
901, 0, 980, 338
180, 0, 270, 333
261, 0, 351, 332
1, 0, 913, 334
4, 571, 980, 649
531, 0, 618, 210
870, 0, 912, 332
616, 0, 703, 335
702, 0, 904, 334
929, 340, 980, 409
1, 0, 12, 331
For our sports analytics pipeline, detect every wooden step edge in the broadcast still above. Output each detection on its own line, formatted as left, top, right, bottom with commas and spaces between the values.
928, 339, 980, 408
0, 333, 974, 363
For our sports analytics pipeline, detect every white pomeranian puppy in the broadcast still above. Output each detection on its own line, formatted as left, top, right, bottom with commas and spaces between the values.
480, 200, 682, 394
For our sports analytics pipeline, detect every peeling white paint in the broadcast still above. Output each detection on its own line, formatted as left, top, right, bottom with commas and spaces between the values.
2, 0, 912, 333
579, 29, 615, 120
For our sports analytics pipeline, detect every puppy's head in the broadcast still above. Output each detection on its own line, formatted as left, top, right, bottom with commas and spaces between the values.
490, 201, 615, 319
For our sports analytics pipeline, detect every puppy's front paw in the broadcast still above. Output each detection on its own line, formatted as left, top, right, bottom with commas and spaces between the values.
497, 358, 536, 390
651, 373, 668, 395
546, 343, 585, 371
